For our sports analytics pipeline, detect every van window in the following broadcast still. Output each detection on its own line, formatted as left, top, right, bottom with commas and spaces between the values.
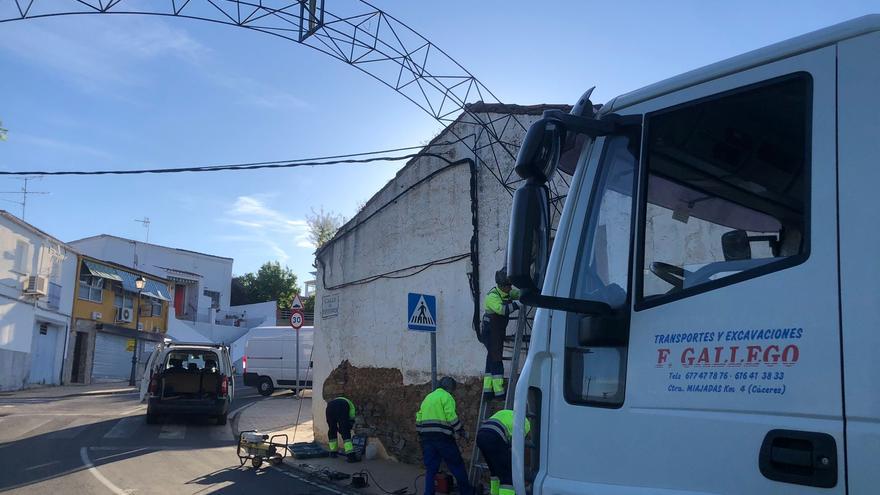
638, 74, 811, 307
165, 350, 220, 372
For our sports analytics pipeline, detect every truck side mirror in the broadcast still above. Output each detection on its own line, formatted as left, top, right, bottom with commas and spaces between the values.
507, 180, 551, 294
515, 118, 562, 182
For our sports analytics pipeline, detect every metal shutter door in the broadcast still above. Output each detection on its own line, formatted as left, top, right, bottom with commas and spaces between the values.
92, 332, 131, 381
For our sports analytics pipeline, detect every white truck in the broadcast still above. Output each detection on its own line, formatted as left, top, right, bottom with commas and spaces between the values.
507, 15, 880, 495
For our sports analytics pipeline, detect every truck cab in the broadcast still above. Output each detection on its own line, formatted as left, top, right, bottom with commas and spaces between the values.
507, 15, 880, 494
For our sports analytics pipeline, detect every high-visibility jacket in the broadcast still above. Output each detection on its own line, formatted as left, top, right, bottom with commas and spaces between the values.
484, 287, 520, 316
333, 396, 356, 420
415, 388, 462, 436
480, 409, 531, 444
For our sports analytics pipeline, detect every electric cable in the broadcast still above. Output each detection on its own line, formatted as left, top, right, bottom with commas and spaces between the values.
354, 469, 410, 495
0, 137, 475, 176
321, 253, 470, 291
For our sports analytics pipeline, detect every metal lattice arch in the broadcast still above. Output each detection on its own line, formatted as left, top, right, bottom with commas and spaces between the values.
0, 0, 570, 208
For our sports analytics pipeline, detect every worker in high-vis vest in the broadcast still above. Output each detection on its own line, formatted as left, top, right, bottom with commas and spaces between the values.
481, 268, 520, 398
325, 396, 360, 462
476, 409, 531, 495
416, 376, 473, 495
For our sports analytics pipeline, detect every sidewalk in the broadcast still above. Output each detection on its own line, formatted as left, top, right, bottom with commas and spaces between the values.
0, 381, 136, 399
236, 391, 428, 495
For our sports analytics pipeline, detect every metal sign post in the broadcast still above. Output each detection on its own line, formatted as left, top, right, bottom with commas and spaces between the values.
407, 292, 438, 388
289, 308, 305, 398
430, 333, 437, 389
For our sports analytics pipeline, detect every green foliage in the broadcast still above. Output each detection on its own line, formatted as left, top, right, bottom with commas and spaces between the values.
302, 294, 316, 313
230, 261, 300, 308
307, 206, 344, 249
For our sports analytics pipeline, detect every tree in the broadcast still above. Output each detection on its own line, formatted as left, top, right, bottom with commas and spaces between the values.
231, 262, 299, 308
306, 206, 344, 249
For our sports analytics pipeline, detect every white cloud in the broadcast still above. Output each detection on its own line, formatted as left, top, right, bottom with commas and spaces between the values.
0, 16, 308, 109
12, 133, 114, 160
219, 195, 314, 263
0, 17, 208, 92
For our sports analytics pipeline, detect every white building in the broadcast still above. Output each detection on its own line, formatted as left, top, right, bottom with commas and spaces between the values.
0, 211, 78, 391
312, 103, 570, 462
69, 235, 234, 325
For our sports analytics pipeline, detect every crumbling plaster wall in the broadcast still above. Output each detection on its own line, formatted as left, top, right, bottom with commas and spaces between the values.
313, 108, 569, 459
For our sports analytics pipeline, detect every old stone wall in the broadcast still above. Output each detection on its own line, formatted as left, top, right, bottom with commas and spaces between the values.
323, 360, 488, 464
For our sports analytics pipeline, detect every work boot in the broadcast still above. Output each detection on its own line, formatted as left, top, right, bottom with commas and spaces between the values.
499, 485, 515, 495
329, 451, 338, 458
482, 376, 494, 399
328, 441, 338, 457
346, 452, 361, 463
492, 376, 505, 398
490, 476, 500, 495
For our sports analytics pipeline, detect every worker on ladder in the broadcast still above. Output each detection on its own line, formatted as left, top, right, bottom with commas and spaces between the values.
325, 395, 360, 462
416, 376, 473, 495
481, 268, 520, 398
476, 409, 530, 495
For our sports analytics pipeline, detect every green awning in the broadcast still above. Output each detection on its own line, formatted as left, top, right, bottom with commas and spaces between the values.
83, 259, 171, 301
83, 260, 123, 282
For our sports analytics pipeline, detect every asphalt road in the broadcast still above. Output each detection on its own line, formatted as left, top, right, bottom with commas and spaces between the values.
0, 378, 341, 494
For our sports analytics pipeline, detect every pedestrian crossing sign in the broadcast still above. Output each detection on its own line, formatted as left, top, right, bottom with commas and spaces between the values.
407, 293, 437, 332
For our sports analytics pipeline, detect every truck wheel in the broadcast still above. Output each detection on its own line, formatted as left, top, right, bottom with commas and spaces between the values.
258, 377, 274, 396
216, 413, 227, 425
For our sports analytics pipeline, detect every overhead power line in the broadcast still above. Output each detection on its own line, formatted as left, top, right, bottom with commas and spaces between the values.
0, 141, 469, 177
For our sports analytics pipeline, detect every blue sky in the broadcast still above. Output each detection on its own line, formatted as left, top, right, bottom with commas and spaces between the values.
0, 0, 875, 285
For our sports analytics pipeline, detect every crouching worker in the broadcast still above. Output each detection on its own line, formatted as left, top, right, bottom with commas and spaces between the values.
476, 409, 530, 495
416, 377, 473, 495
325, 395, 360, 462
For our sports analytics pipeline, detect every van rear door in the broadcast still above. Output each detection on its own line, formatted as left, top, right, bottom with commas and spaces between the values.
544, 47, 841, 493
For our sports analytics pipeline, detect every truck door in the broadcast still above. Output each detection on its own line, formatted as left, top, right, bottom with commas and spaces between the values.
838, 31, 880, 494
545, 47, 841, 493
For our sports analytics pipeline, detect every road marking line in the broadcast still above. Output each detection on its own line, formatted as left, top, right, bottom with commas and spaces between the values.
104, 417, 140, 439
25, 460, 59, 471
46, 417, 94, 439
0, 417, 52, 441
94, 447, 150, 463
80, 447, 127, 495
158, 424, 185, 440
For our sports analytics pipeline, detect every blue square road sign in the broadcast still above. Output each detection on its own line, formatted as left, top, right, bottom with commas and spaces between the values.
407, 293, 437, 332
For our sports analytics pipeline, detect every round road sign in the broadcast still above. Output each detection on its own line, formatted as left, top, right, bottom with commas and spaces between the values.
289, 309, 305, 330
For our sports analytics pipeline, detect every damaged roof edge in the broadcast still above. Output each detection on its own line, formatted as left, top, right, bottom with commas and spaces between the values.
315, 102, 570, 259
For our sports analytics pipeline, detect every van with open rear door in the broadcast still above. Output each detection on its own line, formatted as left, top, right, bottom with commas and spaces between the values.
506, 15, 880, 495
142, 341, 234, 425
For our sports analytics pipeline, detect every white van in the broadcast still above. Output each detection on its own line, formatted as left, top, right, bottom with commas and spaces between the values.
506, 15, 880, 495
242, 326, 313, 396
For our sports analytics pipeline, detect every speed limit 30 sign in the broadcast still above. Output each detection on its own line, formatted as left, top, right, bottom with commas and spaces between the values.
289, 309, 305, 330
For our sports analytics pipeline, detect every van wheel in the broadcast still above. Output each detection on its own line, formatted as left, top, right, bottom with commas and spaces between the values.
258, 377, 274, 396
216, 413, 227, 425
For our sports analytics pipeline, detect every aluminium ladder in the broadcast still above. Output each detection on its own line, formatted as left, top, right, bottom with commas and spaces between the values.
467, 305, 532, 489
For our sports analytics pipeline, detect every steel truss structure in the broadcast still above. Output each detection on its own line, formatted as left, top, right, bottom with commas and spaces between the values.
0, 0, 570, 211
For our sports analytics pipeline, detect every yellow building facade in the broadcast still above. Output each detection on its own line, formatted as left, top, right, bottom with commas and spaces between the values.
65, 255, 173, 384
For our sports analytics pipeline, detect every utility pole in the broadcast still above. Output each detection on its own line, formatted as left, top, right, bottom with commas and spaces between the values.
134, 217, 151, 242
0, 176, 49, 221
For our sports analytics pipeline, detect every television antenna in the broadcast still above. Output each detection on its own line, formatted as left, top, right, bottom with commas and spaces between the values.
0, 176, 49, 221
134, 217, 151, 242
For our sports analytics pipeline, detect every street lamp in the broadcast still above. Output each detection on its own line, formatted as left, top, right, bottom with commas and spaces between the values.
128, 275, 147, 386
